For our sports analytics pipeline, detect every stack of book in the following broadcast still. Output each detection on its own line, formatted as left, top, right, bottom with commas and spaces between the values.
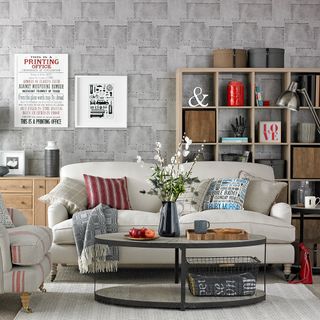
220, 137, 249, 143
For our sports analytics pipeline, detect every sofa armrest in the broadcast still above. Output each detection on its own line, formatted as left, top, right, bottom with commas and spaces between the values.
0, 247, 4, 293
48, 203, 69, 228
8, 208, 28, 227
0, 224, 12, 274
270, 202, 292, 224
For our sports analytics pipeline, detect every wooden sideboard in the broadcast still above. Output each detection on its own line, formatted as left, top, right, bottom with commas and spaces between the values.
0, 176, 59, 226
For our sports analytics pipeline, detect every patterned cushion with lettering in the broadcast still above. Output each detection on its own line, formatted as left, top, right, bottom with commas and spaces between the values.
176, 179, 211, 216
203, 178, 249, 210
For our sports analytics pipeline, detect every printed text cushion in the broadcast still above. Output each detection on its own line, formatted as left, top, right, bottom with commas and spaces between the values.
84, 174, 131, 210
8, 225, 52, 266
203, 178, 249, 210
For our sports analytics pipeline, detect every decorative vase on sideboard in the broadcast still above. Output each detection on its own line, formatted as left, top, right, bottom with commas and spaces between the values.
45, 141, 60, 177
158, 201, 180, 237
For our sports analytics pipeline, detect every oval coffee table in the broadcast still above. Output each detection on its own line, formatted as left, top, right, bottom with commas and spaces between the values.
94, 233, 266, 310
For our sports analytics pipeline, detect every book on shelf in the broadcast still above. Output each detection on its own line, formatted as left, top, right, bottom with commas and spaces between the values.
220, 137, 249, 143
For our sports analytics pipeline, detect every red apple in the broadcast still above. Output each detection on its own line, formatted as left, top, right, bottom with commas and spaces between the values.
140, 227, 147, 237
129, 228, 139, 238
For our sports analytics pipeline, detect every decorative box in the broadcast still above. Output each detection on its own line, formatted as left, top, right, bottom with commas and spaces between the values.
259, 121, 281, 143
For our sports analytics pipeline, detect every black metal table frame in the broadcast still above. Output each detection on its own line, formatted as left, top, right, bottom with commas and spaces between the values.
94, 234, 267, 311
292, 206, 320, 274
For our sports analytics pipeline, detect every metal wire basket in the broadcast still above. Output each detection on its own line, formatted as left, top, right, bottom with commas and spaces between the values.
187, 256, 260, 297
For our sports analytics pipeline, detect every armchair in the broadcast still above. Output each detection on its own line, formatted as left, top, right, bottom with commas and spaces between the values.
0, 209, 52, 312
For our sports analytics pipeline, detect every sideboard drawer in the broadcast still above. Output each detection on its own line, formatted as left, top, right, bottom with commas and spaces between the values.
0, 180, 33, 193
2, 195, 33, 209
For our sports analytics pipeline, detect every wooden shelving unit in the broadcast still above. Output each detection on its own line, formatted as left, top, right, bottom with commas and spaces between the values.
176, 67, 320, 203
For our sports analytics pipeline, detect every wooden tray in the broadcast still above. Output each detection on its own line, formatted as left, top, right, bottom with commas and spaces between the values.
186, 228, 248, 241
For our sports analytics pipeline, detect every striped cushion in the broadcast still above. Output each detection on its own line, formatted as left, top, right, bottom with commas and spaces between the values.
8, 225, 52, 266
84, 174, 131, 210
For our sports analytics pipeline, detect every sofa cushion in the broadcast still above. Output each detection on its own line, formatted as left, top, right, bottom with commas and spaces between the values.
39, 177, 87, 214
176, 179, 211, 216
53, 210, 160, 245
179, 209, 295, 243
8, 225, 52, 265
239, 170, 287, 215
203, 178, 249, 210
84, 175, 131, 210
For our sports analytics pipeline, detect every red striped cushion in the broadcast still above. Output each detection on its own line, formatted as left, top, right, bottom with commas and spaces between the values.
83, 175, 131, 210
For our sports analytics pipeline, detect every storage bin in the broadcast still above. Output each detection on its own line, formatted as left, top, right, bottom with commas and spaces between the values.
248, 48, 284, 68
255, 159, 286, 179
187, 256, 259, 297
213, 49, 247, 68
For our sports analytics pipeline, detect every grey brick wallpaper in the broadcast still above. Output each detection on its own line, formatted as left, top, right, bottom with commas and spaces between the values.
1, 0, 320, 174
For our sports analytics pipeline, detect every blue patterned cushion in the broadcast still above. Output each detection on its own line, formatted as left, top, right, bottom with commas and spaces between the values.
203, 178, 249, 210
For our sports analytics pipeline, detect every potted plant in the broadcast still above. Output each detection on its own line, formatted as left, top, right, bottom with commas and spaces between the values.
137, 136, 201, 237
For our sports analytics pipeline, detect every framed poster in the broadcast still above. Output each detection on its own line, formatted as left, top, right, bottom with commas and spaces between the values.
0, 150, 25, 175
259, 121, 281, 143
75, 75, 127, 128
14, 54, 68, 127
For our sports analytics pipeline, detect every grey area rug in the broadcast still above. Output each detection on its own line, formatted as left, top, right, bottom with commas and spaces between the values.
14, 283, 320, 320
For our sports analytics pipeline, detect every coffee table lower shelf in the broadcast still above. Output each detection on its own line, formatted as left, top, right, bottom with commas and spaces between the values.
95, 284, 266, 309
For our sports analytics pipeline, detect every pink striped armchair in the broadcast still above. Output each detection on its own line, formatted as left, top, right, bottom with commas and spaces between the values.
0, 209, 52, 312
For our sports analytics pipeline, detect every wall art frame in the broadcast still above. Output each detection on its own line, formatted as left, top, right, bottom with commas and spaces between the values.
14, 54, 68, 128
75, 75, 127, 128
0, 150, 25, 176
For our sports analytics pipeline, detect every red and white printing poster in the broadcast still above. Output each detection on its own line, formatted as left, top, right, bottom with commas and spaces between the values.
14, 54, 68, 127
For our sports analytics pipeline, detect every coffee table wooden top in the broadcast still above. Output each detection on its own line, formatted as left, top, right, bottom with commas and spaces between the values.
95, 232, 266, 249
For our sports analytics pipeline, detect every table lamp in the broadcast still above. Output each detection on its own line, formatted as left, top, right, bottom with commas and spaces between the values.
276, 81, 320, 134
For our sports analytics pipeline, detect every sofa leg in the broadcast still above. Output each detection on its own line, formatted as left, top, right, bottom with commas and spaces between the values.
50, 263, 58, 282
39, 283, 47, 293
20, 292, 32, 313
284, 263, 292, 281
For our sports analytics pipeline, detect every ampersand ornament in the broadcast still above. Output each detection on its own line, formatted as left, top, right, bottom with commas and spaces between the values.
188, 87, 209, 107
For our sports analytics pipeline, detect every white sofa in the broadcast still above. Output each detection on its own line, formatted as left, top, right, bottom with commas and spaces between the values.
48, 161, 295, 280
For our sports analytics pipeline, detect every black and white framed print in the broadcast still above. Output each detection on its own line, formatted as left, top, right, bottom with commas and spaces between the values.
0, 150, 25, 175
75, 76, 127, 128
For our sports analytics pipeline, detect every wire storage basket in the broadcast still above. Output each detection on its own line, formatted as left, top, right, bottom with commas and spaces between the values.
187, 256, 260, 297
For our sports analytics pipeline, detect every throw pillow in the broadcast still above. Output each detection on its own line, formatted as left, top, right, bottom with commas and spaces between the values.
0, 193, 14, 228
238, 170, 287, 215
39, 177, 87, 214
176, 179, 211, 216
84, 175, 131, 210
203, 178, 249, 210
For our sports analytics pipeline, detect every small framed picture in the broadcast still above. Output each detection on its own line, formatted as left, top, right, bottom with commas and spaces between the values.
75, 75, 127, 128
0, 150, 25, 175
259, 121, 281, 143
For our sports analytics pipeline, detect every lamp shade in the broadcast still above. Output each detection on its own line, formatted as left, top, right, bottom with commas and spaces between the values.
276, 81, 300, 111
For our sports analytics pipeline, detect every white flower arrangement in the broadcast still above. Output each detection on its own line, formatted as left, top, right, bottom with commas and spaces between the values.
137, 136, 202, 202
